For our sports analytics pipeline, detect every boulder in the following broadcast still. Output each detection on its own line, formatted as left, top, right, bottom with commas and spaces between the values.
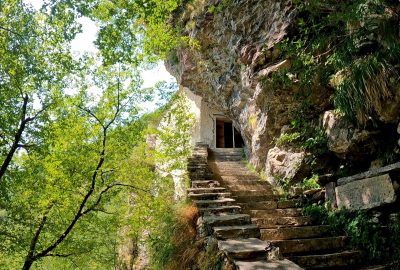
322, 111, 378, 158
335, 174, 396, 211
265, 146, 309, 185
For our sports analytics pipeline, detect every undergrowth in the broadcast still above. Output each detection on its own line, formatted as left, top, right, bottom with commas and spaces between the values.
148, 203, 224, 270
303, 203, 400, 265
148, 203, 201, 270
269, 0, 400, 126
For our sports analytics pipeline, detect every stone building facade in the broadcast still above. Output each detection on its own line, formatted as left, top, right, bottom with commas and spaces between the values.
184, 87, 244, 149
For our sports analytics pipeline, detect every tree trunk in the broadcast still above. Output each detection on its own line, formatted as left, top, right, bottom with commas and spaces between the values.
0, 95, 29, 181
22, 258, 34, 270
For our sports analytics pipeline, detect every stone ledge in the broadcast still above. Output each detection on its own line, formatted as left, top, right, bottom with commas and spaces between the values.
336, 174, 396, 211
337, 162, 400, 186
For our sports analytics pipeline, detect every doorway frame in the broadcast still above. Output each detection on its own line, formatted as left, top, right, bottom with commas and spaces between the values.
214, 115, 241, 149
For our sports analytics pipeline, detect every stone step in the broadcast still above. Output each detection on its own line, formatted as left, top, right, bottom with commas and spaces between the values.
212, 155, 243, 161
252, 216, 314, 228
218, 238, 269, 259
193, 198, 236, 207
277, 200, 303, 209
220, 175, 261, 181
289, 250, 362, 269
210, 152, 243, 158
260, 225, 331, 240
187, 163, 208, 167
271, 236, 346, 255
188, 192, 231, 200
226, 184, 272, 192
234, 259, 303, 270
189, 174, 214, 180
231, 190, 275, 197
191, 180, 220, 188
233, 194, 279, 203
213, 224, 261, 239
218, 170, 255, 175
239, 200, 302, 210
198, 205, 242, 215
238, 201, 278, 210
247, 208, 303, 218
187, 187, 227, 194
203, 214, 251, 227
358, 266, 387, 270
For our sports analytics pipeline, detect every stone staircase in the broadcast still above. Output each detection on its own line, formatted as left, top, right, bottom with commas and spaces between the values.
187, 144, 387, 270
188, 144, 302, 270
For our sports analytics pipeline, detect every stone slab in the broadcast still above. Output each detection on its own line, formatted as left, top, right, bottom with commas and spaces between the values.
235, 259, 303, 270
218, 238, 268, 259
337, 162, 400, 186
336, 174, 396, 210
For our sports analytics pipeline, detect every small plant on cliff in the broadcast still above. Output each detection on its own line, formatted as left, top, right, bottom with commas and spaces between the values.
271, 0, 400, 126
301, 174, 319, 190
207, 0, 231, 14
303, 204, 400, 265
275, 120, 328, 155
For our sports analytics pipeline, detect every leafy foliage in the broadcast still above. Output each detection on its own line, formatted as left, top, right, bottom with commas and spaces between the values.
273, 0, 400, 125
303, 204, 400, 265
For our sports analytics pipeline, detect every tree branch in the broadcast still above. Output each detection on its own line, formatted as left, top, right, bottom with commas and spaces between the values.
43, 253, 73, 258
82, 182, 149, 215
0, 95, 29, 181
24, 204, 53, 264
0, 25, 23, 37
77, 106, 105, 129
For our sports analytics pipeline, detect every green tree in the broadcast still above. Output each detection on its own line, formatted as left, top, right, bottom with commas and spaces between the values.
0, 65, 155, 268
0, 0, 80, 181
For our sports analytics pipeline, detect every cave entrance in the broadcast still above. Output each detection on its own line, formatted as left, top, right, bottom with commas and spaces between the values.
215, 119, 245, 148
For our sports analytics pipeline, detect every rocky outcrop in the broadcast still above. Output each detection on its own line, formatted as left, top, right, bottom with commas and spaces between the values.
265, 146, 308, 185
322, 111, 379, 158
167, 0, 332, 172
168, 0, 400, 187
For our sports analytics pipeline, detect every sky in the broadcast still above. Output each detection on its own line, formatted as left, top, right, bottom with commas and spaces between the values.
24, 0, 176, 110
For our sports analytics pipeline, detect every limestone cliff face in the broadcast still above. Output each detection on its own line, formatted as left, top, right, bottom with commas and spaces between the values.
166, 0, 400, 183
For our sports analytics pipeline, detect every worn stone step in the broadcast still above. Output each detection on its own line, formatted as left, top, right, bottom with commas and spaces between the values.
187, 187, 226, 194
260, 225, 331, 240
277, 200, 303, 209
271, 236, 346, 255
203, 214, 251, 227
289, 250, 362, 269
187, 163, 208, 167
213, 224, 260, 239
218, 238, 269, 259
220, 175, 261, 181
193, 198, 236, 207
358, 266, 388, 270
198, 205, 242, 215
213, 157, 243, 161
231, 190, 275, 197
188, 192, 231, 200
189, 174, 214, 180
191, 180, 220, 188
252, 216, 314, 228
238, 201, 278, 210
234, 259, 303, 270
248, 208, 303, 218
233, 194, 279, 203
239, 200, 302, 210
226, 185, 272, 192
